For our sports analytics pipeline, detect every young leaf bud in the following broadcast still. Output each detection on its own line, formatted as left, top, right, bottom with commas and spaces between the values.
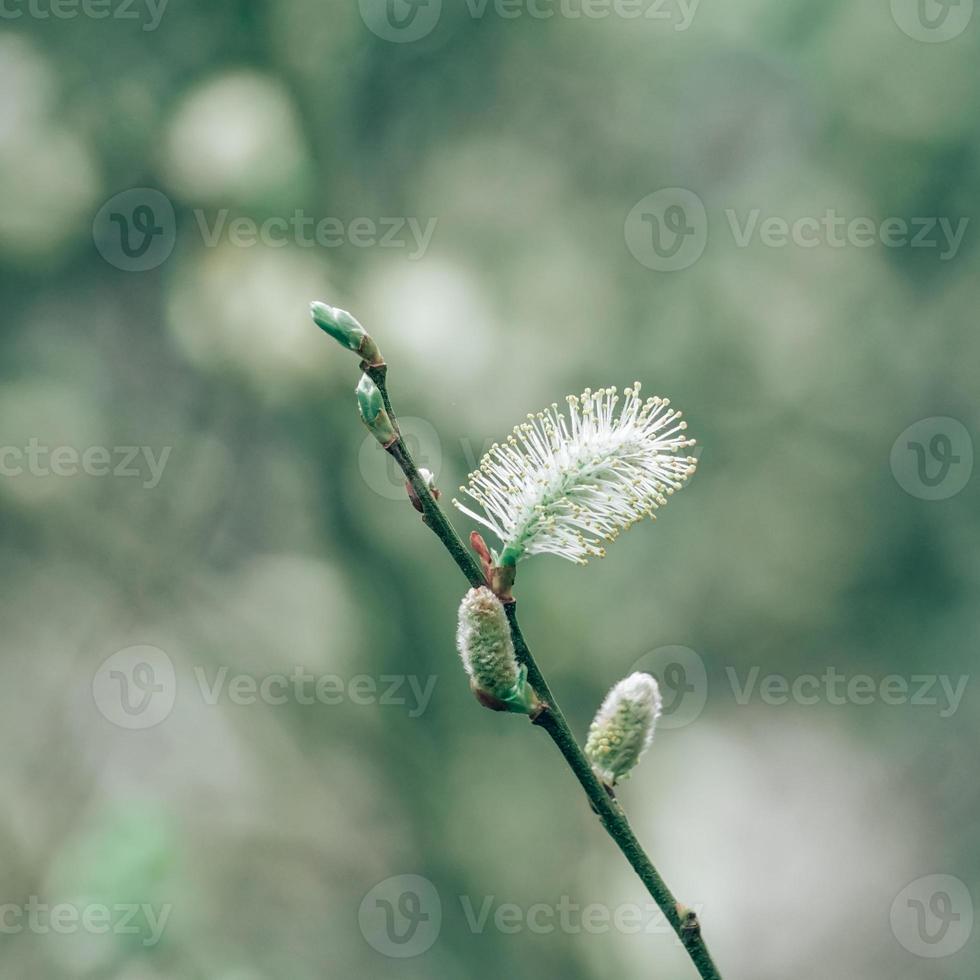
356, 374, 397, 447
406, 468, 440, 514
310, 301, 383, 366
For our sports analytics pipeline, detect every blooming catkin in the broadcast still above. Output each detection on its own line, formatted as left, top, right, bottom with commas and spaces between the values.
452, 384, 697, 566
585, 673, 662, 784
456, 587, 537, 713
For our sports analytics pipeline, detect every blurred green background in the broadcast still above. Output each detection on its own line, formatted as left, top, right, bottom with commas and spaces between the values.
1, 2, 978, 978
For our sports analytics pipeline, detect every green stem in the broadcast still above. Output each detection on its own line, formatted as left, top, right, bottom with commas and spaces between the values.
365, 364, 721, 980
367, 363, 485, 588
506, 604, 719, 978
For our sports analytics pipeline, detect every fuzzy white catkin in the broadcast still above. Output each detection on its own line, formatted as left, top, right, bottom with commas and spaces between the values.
456, 587, 520, 698
585, 672, 662, 783
452, 384, 698, 565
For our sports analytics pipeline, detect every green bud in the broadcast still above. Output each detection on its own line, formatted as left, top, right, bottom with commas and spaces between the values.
585, 672, 661, 784
356, 374, 397, 447
456, 587, 538, 714
310, 301, 383, 365
406, 467, 440, 514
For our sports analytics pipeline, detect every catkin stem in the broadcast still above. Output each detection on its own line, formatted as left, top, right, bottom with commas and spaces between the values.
364, 363, 722, 980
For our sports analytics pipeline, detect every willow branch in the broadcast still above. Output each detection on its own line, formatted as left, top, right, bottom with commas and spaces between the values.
362, 362, 722, 980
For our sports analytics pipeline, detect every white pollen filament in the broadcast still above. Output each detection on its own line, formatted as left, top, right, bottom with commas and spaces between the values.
452, 383, 698, 565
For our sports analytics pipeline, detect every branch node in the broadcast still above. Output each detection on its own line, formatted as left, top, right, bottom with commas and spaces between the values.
678, 905, 702, 941
529, 701, 550, 725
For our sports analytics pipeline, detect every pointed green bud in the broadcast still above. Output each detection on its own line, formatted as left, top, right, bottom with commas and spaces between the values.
585, 672, 661, 784
356, 374, 397, 447
456, 587, 538, 714
406, 467, 440, 514
310, 301, 383, 366
310, 301, 364, 350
